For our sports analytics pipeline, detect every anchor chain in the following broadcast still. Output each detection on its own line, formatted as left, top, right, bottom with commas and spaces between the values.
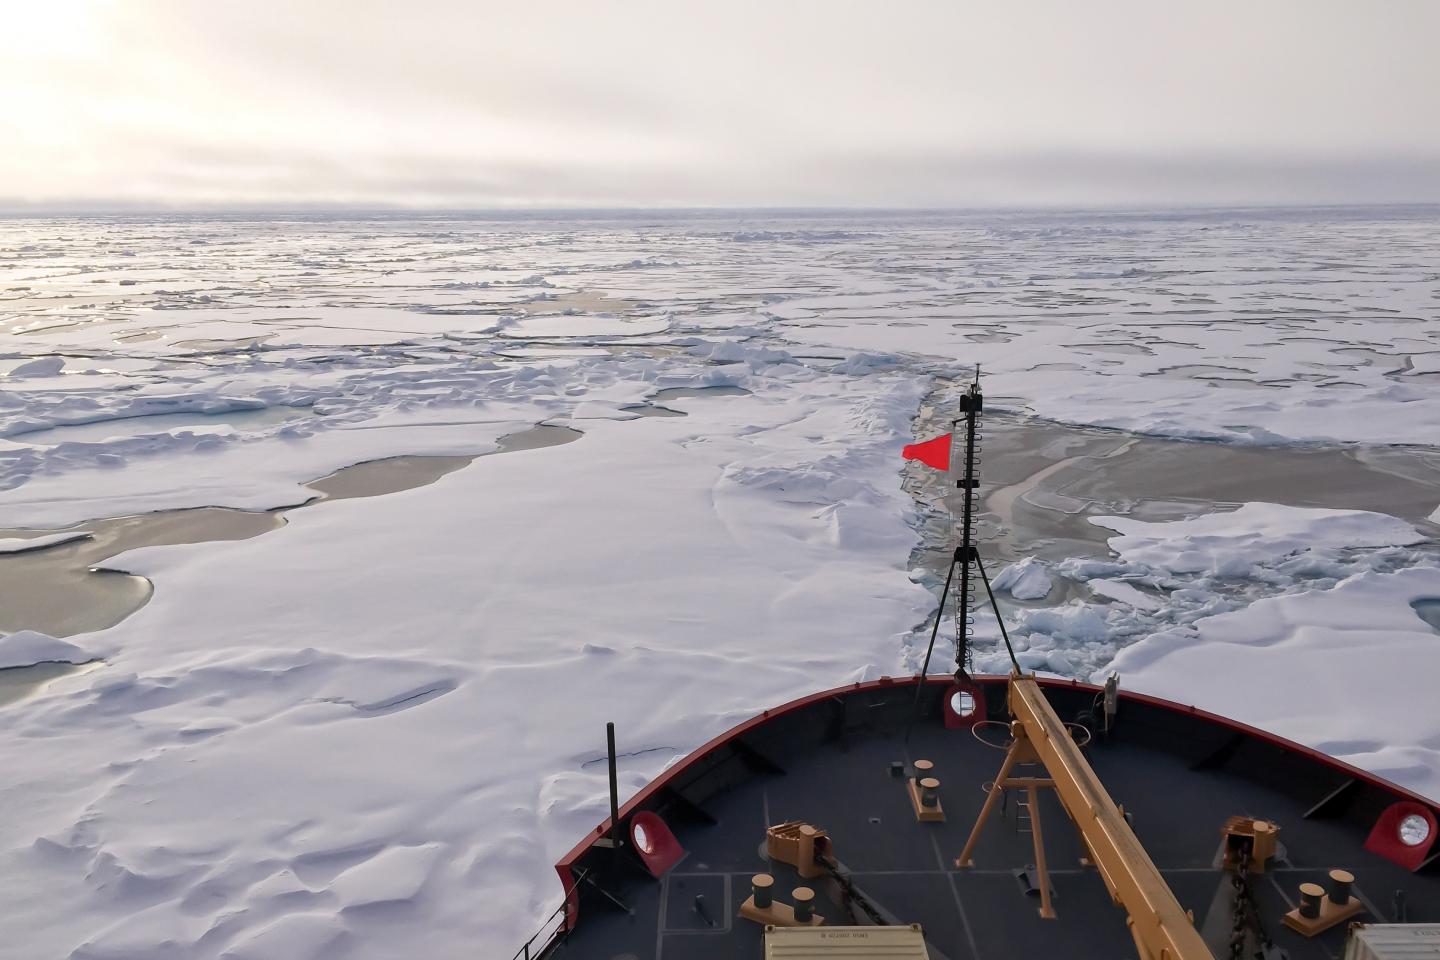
820, 859, 888, 926
1228, 848, 1280, 960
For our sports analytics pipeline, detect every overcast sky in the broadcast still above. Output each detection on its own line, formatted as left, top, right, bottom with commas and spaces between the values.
3, 0, 1438, 210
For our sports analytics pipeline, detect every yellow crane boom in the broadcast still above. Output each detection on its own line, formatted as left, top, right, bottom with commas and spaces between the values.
960, 675, 1214, 960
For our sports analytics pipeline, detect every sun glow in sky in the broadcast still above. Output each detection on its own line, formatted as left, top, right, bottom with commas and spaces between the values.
2, 0, 1438, 209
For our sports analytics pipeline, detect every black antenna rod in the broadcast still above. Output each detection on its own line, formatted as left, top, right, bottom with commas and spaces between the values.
953, 373, 982, 681
909, 368, 985, 732
606, 722, 623, 850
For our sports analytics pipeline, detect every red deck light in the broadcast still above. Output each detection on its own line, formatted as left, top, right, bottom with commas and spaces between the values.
942, 681, 986, 729
629, 811, 685, 877
1364, 801, 1437, 871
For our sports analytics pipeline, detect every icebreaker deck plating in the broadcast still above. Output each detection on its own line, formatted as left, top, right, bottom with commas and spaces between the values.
530, 675, 1439, 960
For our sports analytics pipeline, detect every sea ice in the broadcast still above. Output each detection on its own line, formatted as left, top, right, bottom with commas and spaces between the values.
1109, 565, 1440, 800
1091, 502, 1424, 577
0, 351, 934, 959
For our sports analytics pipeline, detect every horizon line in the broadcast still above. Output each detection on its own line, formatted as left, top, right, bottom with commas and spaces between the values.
4, 200, 1440, 219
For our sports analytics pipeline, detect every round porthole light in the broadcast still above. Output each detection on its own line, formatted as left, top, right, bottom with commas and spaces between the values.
950, 690, 977, 717
632, 821, 654, 854
1398, 813, 1431, 847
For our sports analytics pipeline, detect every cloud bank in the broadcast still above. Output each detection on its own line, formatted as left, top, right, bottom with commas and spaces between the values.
4, 0, 1438, 209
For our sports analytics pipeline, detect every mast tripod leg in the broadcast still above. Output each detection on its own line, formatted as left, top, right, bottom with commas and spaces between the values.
1027, 783, 1056, 919
955, 740, 1021, 867
909, 547, 961, 727
973, 549, 1022, 675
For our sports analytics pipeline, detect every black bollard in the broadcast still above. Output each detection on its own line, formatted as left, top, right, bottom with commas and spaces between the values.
752, 873, 774, 910
1299, 882, 1324, 919
1328, 869, 1354, 905
792, 886, 815, 923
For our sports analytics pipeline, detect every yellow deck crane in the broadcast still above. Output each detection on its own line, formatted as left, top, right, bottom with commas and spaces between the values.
957, 673, 1214, 960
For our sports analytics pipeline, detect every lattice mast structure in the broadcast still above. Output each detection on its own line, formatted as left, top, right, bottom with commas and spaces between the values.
951, 374, 983, 681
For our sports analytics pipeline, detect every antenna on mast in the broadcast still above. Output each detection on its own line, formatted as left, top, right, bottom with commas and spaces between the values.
911, 367, 1021, 728
952, 370, 982, 681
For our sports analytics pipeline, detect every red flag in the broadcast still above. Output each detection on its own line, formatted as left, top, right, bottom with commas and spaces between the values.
902, 433, 951, 471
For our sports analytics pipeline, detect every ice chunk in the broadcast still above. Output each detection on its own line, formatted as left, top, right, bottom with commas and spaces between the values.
992, 556, 1053, 600
1088, 579, 1163, 611
688, 340, 793, 367
831, 352, 901, 374
0, 630, 92, 669
1015, 601, 1110, 643
9, 357, 66, 378
0, 531, 92, 554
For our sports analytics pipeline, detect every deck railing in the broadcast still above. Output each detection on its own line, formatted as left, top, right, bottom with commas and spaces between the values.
509, 867, 590, 960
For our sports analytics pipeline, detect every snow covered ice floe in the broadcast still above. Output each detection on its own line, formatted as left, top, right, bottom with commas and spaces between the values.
0, 354, 715, 525
1090, 502, 1426, 578
1018, 501, 1440, 797
0, 352, 936, 959
965, 502, 1432, 681
1109, 565, 1440, 801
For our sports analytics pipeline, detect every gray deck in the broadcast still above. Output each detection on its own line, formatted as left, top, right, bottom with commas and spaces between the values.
544, 683, 1438, 960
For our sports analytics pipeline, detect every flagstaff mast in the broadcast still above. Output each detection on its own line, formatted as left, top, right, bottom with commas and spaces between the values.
912, 369, 1011, 722
952, 371, 982, 681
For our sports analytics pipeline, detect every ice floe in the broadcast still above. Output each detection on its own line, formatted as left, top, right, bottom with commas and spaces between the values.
1111, 565, 1440, 799
1091, 502, 1425, 577
988, 503, 1438, 683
